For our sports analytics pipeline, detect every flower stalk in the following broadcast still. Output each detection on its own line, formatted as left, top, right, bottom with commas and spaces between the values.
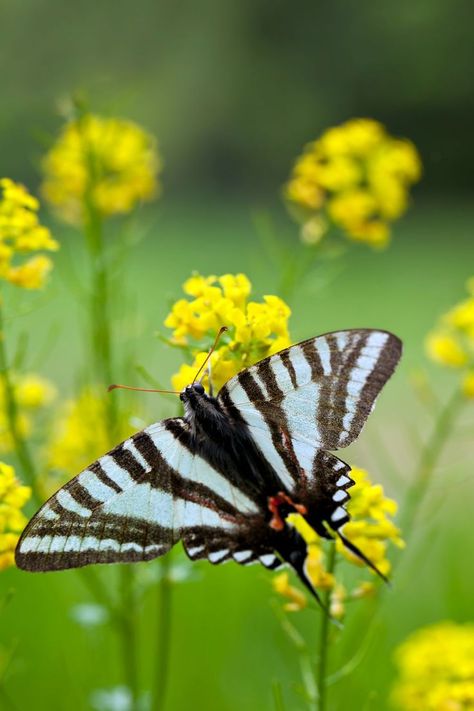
152, 555, 173, 711
0, 304, 40, 503
316, 540, 336, 711
401, 387, 464, 537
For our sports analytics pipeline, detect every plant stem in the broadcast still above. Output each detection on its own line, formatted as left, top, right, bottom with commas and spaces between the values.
316, 541, 336, 711
119, 566, 139, 709
400, 387, 464, 537
0, 303, 41, 503
272, 680, 286, 711
82, 184, 138, 704
152, 556, 172, 711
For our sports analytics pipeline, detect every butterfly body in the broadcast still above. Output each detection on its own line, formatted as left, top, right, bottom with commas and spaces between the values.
16, 328, 402, 599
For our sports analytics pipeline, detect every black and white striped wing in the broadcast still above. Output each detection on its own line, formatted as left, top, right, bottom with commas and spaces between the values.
218, 329, 401, 453
15, 420, 271, 572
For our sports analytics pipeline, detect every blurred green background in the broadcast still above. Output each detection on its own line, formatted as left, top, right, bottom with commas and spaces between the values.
1, 2, 474, 711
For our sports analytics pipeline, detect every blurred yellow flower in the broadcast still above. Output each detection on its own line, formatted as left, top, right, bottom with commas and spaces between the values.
426, 278, 474, 396
392, 622, 474, 710
0, 461, 31, 570
45, 387, 134, 492
41, 114, 161, 223
0, 178, 58, 289
273, 572, 307, 612
165, 273, 291, 392
284, 118, 421, 247
463, 371, 474, 398
0, 373, 56, 454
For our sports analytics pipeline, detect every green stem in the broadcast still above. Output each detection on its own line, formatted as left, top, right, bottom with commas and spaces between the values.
83, 205, 118, 432
152, 557, 172, 711
119, 566, 139, 709
0, 686, 18, 711
400, 387, 464, 537
316, 541, 336, 711
0, 303, 41, 503
272, 680, 286, 711
82, 179, 138, 704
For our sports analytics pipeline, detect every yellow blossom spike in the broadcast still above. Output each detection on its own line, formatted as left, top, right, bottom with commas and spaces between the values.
41, 114, 161, 223
0, 462, 31, 570
284, 118, 421, 247
0, 179, 58, 289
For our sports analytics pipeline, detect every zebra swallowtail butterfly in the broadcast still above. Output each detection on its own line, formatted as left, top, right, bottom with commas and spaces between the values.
16, 329, 401, 604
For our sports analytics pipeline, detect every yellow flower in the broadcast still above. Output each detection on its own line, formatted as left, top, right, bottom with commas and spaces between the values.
338, 467, 404, 576
7, 254, 53, 290
392, 622, 474, 710
0, 178, 58, 289
272, 572, 307, 612
41, 114, 161, 223
165, 273, 292, 393
426, 278, 474, 396
426, 333, 468, 368
462, 371, 474, 398
284, 118, 421, 247
0, 461, 31, 570
0, 373, 56, 454
15, 374, 56, 409
46, 388, 134, 487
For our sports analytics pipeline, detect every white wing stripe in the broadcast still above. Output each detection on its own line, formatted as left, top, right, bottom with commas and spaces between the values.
103, 483, 236, 531
315, 338, 332, 376
100, 454, 136, 490
79, 471, 117, 502
292, 345, 312, 387
233, 550, 253, 562
150, 426, 258, 514
340, 332, 389, 443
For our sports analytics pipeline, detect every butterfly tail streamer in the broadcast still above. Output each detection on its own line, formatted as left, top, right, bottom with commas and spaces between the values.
336, 531, 390, 585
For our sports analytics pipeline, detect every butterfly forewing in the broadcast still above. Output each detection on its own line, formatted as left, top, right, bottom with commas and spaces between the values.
218, 329, 402, 451
15, 420, 253, 571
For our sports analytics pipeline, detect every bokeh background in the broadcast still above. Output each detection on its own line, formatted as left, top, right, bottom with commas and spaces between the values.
1, 2, 473, 710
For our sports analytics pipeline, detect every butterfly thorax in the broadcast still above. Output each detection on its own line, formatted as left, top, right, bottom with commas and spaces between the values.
180, 384, 233, 440
180, 383, 296, 509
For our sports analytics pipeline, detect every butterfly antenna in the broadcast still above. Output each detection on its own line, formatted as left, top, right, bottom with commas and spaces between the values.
107, 384, 181, 395
337, 531, 390, 585
192, 326, 228, 384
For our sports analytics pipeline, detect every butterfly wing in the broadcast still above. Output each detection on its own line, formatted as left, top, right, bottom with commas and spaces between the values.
15, 418, 268, 572
218, 329, 402, 453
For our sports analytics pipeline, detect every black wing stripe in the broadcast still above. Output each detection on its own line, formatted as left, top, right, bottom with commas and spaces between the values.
237, 370, 299, 489
89, 460, 123, 494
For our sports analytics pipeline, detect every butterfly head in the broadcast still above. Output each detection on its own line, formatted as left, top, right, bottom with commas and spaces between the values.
180, 381, 206, 402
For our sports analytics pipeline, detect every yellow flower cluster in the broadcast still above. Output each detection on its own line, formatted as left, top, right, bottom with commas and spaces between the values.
337, 467, 404, 577
392, 622, 474, 710
0, 462, 31, 570
0, 178, 58, 289
284, 118, 421, 248
41, 114, 161, 223
426, 278, 474, 398
45, 388, 134, 491
272, 467, 402, 615
0, 374, 56, 454
165, 273, 291, 393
